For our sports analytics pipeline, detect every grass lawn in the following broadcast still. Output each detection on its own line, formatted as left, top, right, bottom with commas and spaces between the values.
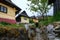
0, 22, 25, 28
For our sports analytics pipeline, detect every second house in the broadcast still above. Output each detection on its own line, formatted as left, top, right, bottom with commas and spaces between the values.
16, 11, 29, 24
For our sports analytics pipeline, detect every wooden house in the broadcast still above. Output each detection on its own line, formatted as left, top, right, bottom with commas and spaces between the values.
0, 0, 21, 24
16, 11, 29, 23
31, 16, 38, 23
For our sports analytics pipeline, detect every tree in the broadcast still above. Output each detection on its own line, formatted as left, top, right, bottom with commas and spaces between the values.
27, 0, 51, 21
54, 10, 60, 21
27, 0, 52, 40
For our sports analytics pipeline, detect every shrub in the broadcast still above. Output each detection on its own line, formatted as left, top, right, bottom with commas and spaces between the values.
0, 27, 20, 37
0, 28, 7, 36
0, 26, 27, 38
53, 10, 60, 21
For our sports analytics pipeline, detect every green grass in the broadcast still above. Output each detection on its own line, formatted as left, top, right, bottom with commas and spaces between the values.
53, 10, 60, 21
0, 22, 25, 28
39, 16, 53, 25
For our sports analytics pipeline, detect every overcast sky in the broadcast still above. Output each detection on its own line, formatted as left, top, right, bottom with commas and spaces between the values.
11, 0, 53, 16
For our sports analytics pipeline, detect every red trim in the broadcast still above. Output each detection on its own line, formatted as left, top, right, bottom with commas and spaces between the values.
0, 18, 16, 24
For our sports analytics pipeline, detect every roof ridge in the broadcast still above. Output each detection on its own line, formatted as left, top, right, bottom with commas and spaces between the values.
21, 11, 28, 16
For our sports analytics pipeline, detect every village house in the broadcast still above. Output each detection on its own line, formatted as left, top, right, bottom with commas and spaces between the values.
0, 0, 21, 24
30, 16, 39, 27
31, 16, 38, 23
16, 11, 29, 24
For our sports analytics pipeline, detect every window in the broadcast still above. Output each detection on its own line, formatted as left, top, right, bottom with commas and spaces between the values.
1, 6, 4, 11
0, 5, 7, 13
24, 17, 27, 20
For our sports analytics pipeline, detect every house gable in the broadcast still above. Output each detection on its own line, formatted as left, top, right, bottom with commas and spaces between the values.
16, 11, 29, 23
20, 11, 29, 17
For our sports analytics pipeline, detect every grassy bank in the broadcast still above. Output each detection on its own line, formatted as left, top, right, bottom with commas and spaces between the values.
0, 22, 25, 28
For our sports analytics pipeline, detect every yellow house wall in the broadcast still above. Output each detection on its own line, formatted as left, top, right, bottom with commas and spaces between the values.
33, 19, 38, 23
0, 3, 17, 20
21, 17, 29, 23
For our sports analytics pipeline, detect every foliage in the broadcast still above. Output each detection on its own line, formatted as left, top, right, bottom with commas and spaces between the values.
27, 0, 52, 25
53, 10, 60, 21
48, 16, 53, 23
0, 22, 11, 26
7, 23, 25, 28
39, 16, 53, 25
0, 27, 26, 38
0, 22, 25, 28
29, 19, 34, 23
27, 0, 51, 14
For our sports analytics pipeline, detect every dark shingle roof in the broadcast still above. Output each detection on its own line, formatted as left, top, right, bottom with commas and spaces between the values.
0, 0, 21, 10
31, 16, 38, 19
19, 11, 29, 17
5, 0, 12, 3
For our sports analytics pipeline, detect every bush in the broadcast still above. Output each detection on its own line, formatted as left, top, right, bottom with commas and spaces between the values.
0, 28, 6, 36
7, 28, 20, 37
53, 10, 60, 21
0, 27, 27, 38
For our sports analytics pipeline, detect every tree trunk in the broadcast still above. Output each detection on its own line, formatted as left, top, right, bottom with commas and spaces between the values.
46, 13, 48, 21
42, 14, 44, 21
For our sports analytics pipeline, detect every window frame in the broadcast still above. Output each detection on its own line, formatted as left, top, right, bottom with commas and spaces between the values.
0, 5, 7, 13
24, 17, 27, 20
